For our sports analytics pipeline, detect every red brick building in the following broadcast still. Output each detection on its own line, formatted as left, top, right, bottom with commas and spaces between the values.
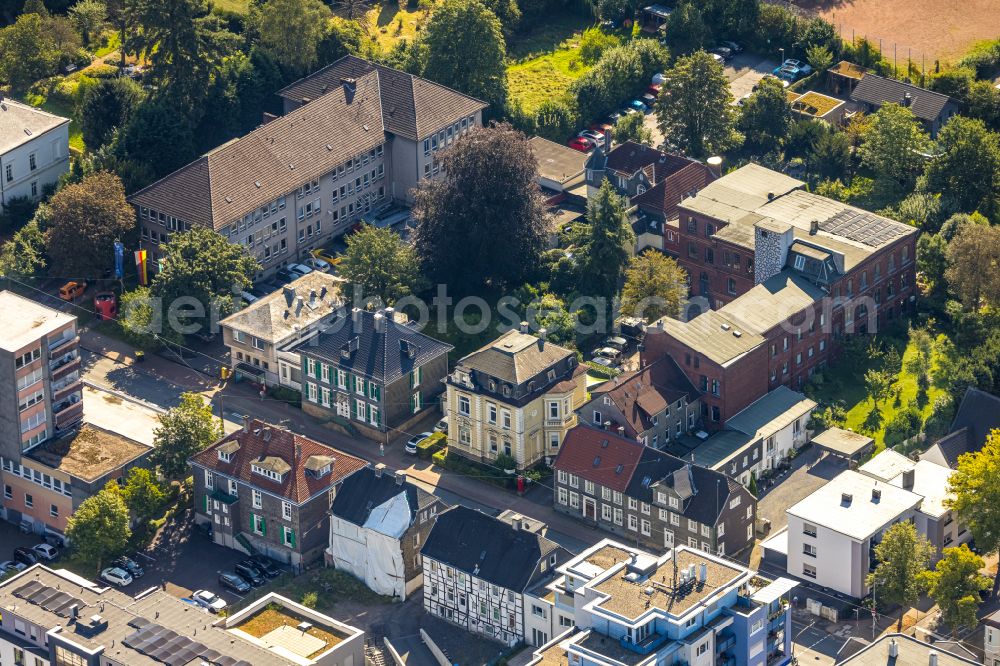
642, 163, 918, 427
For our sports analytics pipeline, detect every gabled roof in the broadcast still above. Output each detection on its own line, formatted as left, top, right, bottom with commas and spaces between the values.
457, 329, 575, 385
552, 424, 645, 492
600, 142, 694, 182
921, 387, 1000, 468
189, 419, 367, 503
851, 73, 956, 123
0, 99, 69, 155
723, 386, 815, 441
292, 309, 453, 384
278, 55, 487, 141
130, 70, 386, 229
219, 272, 345, 342
330, 466, 438, 527
529, 136, 588, 185
589, 357, 699, 437
627, 445, 742, 525
420, 506, 561, 591
651, 310, 766, 368
632, 161, 716, 220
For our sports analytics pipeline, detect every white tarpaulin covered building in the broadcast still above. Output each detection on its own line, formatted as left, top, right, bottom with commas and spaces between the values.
328, 466, 445, 600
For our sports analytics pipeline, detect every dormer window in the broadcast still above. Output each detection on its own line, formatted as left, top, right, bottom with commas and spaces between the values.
547, 369, 556, 382
219, 451, 231, 462
252, 463, 286, 482
502, 385, 511, 397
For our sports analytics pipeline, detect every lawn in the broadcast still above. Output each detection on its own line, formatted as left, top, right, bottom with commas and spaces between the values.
366, 2, 432, 52
39, 97, 84, 155
809, 327, 948, 452
506, 12, 595, 114
212, 0, 251, 13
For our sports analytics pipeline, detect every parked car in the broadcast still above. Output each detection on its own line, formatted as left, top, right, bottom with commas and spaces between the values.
710, 46, 733, 61
113, 556, 144, 578
43, 533, 65, 548
577, 130, 605, 148
274, 267, 297, 283
641, 93, 657, 107
93, 291, 118, 320
100, 567, 133, 587
652, 72, 666, 85
405, 431, 433, 455
604, 336, 628, 352
234, 561, 266, 587
192, 589, 227, 613
590, 356, 617, 369
180, 597, 208, 612
607, 111, 623, 125
722, 40, 742, 53
629, 99, 648, 113
567, 136, 593, 153
250, 555, 282, 579
709, 53, 725, 65
286, 263, 313, 277
0, 560, 27, 574
32, 544, 58, 561
303, 257, 331, 273
310, 248, 341, 266
433, 417, 449, 434
589, 121, 613, 134
13, 547, 38, 566
772, 59, 811, 80
219, 572, 252, 594
594, 347, 623, 364
58, 281, 86, 301
239, 290, 259, 306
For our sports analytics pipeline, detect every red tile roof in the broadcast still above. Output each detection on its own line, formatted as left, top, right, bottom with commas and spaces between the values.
633, 162, 716, 220
589, 358, 698, 438
552, 425, 644, 492
189, 419, 368, 503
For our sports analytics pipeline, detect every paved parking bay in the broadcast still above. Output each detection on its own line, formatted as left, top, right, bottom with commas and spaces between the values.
757, 445, 848, 534
726, 53, 780, 103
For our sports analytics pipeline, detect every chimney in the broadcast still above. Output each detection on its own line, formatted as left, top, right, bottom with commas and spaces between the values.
928, 651, 938, 666
617, 426, 625, 436
295, 443, 302, 463
841, 492, 853, 505
374, 463, 385, 478
309, 289, 317, 306
351, 307, 363, 329
809, 219, 819, 235
69, 604, 79, 621
395, 472, 405, 486
538, 329, 547, 349
888, 639, 898, 658
902, 91, 913, 107
262, 428, 272, 442
295, 296, 304, 313
767, 192, 775, 201
871, 488, 881, 502
902, 468, 915, 490
374, 311, 385, 333
603, 127, 613, 151
242, 415, 251, 433
512, 519, 520, 531
698, 562, 707, 583
706, 156, 722, 178
384, 306, 395, 323
519, 321, 529, 334
341, 77, 357, 103
603, 421, 610, 430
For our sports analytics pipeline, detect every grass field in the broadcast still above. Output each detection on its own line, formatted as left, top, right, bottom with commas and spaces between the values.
506, 12, 595, 114
212, 0, 251, 13
39, 97, 84, 154
366, 2, 431, 52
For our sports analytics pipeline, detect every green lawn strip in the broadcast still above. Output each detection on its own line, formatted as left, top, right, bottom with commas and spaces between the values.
506, 12, 594, 114
39, 96, 84, 154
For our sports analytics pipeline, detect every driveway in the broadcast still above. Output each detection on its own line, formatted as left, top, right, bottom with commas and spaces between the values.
757, 445, 848, 534
725, 53, 780, 103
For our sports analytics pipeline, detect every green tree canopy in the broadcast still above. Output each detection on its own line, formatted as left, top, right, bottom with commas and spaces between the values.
151, 392, 222, 479
121, 467, 166, 523
613, 112, 652, 145
866, 521, 933, 622
737, 75, 792, 152
665, 0, 708, 56
68, 0, 107, 45
946, 431, 1000, 594
65, 484, 131, 570
258, 0, 330, 75
45, 172, 136, 278
919, 545, 991, 631
80, 76, 144, 151
0, 219, 47, 278
580, 180, 635, 303
944, 222, 1000, 311
655, 50, 739, 158
0, 13, 59, 94
620, 250, 688, 322
924, 116, 1000, 217
413, 123, 547, 290
857, 103, 929, 187
340, 224, 425, 305
422, 0, 507, 115
151, 225, 259, 332
120, 97, 197, 180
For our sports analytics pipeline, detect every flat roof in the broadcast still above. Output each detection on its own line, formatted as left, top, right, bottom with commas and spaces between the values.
811, 427, 874, 458
529, 136, 588, 185
0, 291, 75, 353
25, 424, 151, 482
787, 470, 923, 541
652, 311, 766, 367
888, 459, 954, 519
690, 430, 755, 469
592, 548, 748, 620
791, 91, 846, 117
836, 634, 980, 665
858, 449, 914, 481
830, 61, 867, 80
0, 99, 69, 154
725, 385, 816, 440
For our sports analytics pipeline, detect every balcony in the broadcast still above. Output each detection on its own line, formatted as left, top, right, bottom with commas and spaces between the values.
49, 352, 80, 379
716, 636, 736, 653
47, 332, 78, 355
51, 374, 81, 401
717, 654, 737, 666
54, 401, 83, 431
619, 631, 668, 656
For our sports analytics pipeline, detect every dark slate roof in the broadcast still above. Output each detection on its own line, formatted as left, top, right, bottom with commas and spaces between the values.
292, 309, 453, 384
330, 466, 439, 527
627, 444, 743, 525
130, 70, 385, 230
850, 74, 956, 123
420, 506, 560, 591
278, 55, 487, 141
921, 387, 1000, 468
457, 329, 576, 385
602, 142, 696, 182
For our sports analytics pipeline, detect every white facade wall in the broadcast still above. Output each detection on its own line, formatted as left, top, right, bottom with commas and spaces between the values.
1, 122, 69, 207
786, 513, 864, 598
985, 624, 1000, 666
523, 594, 555, 647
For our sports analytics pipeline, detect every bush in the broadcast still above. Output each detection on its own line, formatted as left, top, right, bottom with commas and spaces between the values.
884, 404, 922, 447
267, 385, 301, 408
579, 27, 621, 65
431, 448, 449, 466
417, 432, 446, 459
300, 591, 318, 608
585, 361, 622, 379
87, 64, 121, 79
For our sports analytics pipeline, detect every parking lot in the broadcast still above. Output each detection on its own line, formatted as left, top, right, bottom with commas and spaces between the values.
757, 445, 847, 534
725, 52, 780, 102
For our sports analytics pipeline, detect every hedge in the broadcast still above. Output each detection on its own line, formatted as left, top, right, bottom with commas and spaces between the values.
585, 361, 622, 379
416, 432, 447, 459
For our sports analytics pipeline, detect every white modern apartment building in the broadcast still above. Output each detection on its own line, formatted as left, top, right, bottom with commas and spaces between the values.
0, 98, 69, 208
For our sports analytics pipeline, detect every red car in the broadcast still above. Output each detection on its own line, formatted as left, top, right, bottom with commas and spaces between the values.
589, 121, 613, 133
567, 136, 594, 152
647, 84, 662, 96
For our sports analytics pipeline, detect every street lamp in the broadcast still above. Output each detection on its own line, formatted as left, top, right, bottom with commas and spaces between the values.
780, 47, 785, 64
791, 621, 815, 657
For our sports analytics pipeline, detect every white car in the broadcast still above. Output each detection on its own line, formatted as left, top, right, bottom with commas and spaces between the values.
405, 432, 433, 455
302, 257, 331, 273
192, 589, 227, 613
652, 72, 666, 85
32, 543, 58, 561
286, 263, 313, 277
100, 567, 133, 587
